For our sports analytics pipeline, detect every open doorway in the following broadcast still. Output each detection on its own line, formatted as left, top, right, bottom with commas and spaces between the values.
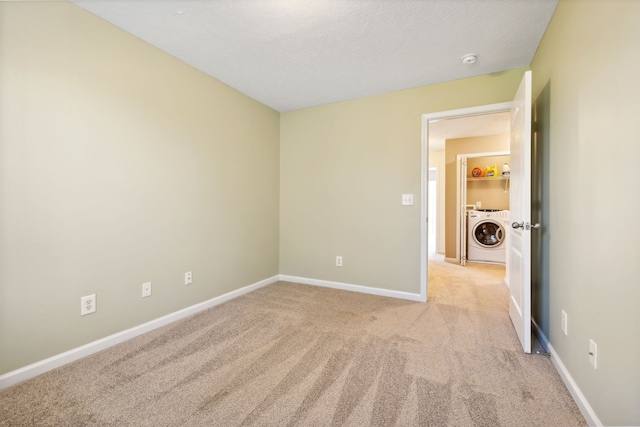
421, 73, 533, 352
426, 110, 511, 260
420, 103, 512, 300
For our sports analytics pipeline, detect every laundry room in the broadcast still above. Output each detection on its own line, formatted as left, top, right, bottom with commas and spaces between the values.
440, 131, 510, 262
465, 155, 511, 265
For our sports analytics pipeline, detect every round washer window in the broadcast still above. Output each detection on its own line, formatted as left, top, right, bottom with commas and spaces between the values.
473, 220, 504, 248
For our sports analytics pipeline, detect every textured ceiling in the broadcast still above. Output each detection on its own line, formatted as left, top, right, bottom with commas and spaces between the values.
72, 0, 558, 112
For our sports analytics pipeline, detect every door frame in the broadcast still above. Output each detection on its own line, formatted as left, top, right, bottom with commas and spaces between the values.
420, 102, 512, 301
427, 165, 438, 254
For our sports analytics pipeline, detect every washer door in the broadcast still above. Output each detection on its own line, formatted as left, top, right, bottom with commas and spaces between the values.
472, 220, 505, 248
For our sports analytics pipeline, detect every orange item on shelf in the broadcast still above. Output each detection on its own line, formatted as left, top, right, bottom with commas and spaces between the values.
471, 167, 484, 178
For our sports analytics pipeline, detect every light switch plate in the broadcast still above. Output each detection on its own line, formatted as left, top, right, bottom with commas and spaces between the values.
402, 194, 414, 206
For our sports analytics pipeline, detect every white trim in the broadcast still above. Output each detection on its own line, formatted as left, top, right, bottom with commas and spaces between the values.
420, 114, 429, 302
532, 322, 602, 426
422, 103, 512, 123
0, 275, 279, 390
279, 275, 424, 302
456, 155, 464, 263
427, 165, 439, 255
421, 102, 512, 300
460, 150, 511, 158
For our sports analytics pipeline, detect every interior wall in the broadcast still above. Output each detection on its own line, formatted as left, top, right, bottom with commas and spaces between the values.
444, 135, 509, 259
280, 69, 524, 294
280, 71, 525, 294
428, 149, 446, 253
530, 0, 640, 425
0, 2, 280, 375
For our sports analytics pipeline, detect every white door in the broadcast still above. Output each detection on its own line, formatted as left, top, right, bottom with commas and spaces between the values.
508, 71, 533, 353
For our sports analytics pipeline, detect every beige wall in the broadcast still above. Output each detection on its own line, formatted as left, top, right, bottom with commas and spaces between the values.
280, 71, 526, 293
0, 2, 280, 374
466, 154, 510, 210
444, 135, 509, 259
530, 0, 640, 424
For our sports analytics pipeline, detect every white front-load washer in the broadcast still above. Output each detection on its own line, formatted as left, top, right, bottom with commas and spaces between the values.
467, 209, 510, 264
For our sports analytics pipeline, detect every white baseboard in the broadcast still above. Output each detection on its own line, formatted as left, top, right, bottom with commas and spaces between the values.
532, 322, 602, 426
444, 257, 458, 264
1, 274, 421, 389
0, 275, 279, 390
279, 274, 425, 302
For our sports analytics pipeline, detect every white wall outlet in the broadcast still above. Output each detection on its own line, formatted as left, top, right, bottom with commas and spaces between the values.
402, 194, 414, 206
476, 201, 482, 208
142, 282, 152, 298
336, 256, 343, 267
185, 271, 192, 285
81, 294, 96, 316
589, 339, 598, 369
561, 310, 568, 335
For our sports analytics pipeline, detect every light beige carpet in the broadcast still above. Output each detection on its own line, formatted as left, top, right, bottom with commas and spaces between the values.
0, 259, 585, 426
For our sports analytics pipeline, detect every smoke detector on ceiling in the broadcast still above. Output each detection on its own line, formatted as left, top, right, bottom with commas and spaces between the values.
462, 54, 477, 65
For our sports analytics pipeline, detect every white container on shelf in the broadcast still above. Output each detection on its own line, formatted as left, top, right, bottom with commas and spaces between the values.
502, 162, 510, 178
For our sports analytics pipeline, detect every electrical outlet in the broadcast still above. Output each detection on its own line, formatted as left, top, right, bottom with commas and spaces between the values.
589, 339, 598, 369
336, 256, 343, 267
81, 294, 96, 316
561, 310, 568, 335
142, 282, 152, 298
185, 271, 192, 285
